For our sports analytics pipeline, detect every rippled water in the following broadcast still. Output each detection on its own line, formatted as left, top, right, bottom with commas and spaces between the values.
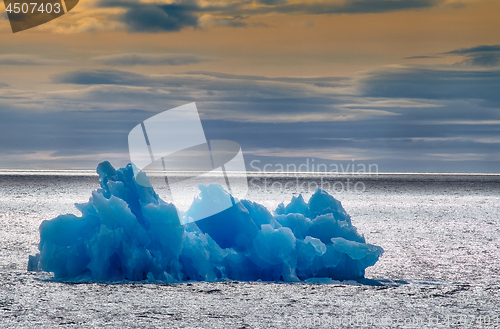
1, 173, 499, 328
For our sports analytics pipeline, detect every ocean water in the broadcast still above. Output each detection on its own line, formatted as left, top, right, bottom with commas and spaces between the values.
1, 172, 499, 328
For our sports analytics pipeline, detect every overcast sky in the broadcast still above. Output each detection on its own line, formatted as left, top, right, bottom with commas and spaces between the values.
1, 0, 499, 172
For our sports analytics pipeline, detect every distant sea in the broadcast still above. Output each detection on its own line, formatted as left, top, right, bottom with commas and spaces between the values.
1, 172, 499, 328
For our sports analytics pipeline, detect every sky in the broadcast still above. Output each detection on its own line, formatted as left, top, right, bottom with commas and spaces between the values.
0, 0, 499, 173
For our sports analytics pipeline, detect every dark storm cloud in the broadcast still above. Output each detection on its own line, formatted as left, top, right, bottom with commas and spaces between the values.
97, 0, 442, 33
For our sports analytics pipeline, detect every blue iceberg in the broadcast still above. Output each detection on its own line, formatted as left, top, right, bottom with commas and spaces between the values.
28, 161, 383, 282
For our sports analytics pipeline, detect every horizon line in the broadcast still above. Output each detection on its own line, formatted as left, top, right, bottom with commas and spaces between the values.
1, 169, 500, 176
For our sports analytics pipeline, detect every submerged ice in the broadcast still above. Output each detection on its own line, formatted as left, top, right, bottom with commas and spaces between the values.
28, 161, 383, 282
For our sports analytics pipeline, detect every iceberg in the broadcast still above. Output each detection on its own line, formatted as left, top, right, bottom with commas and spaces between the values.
28, 161, 383, 282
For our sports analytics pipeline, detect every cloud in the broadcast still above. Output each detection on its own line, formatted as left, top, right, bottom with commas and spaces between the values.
198, 14, 247, 28
403, 55, 440, 59
444, 45, 500, 67
95, 0, 444, 33
205, 0, 441, 15
445, 45, 500, 55
404, 44, 500, 66
268, 0, 438, 15
0, 0, 451, 34
4, 63, 500, 172
0, 55, 69, 66
0, 83, 9, 88
53, 69, 351, 91
92, 53, 216, 66
100, 1, 199, 32
49, 69, 381, 122
49, 70, 362, 118
51, 67, 500, 126
52, 69, 147, 85
258, 0, 287, 5
360, 67, 500, 103
51, 69, 351, 97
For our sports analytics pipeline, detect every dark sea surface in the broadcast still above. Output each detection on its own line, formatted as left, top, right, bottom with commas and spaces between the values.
1, 172, 499, 328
